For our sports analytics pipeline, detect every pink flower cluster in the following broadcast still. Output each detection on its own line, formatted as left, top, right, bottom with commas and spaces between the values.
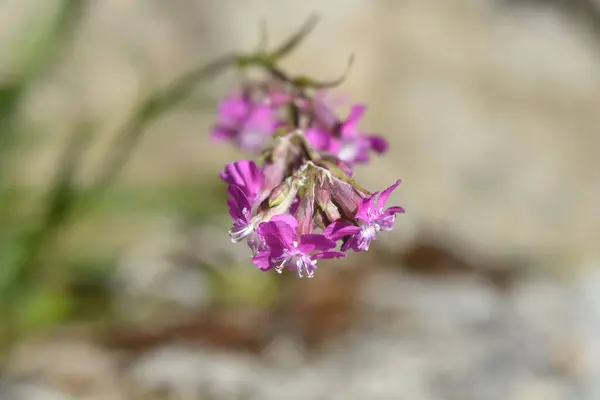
212, 78, 404, 278
211, 81, 387, 167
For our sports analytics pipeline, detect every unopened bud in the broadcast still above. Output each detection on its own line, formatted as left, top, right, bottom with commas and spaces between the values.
320, 200, 342, 224
308, 160, 370, 221
268, 181, 291, 208
257, 175, 303, 223
315, 186, 330, 209
295, 187, 315, 236
314, 185, 341, 225
260, 130, 301, 195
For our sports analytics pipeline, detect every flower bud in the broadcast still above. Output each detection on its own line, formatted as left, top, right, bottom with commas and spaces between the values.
295, 177, 316, 236
259, 130, 298, 195
311, 160, 370, 221
314, 185, 341, 226
257, 174, 303, 223
268, 180, 292, 208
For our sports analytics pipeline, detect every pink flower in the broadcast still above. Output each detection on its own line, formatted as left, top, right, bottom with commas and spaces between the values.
253, 216, 344, 278
324, 179, 404, 252
220, 160, 264, 202
213, 67, 403, 278
306, 105, 388, 166
336, 105, 388, 164
225, 165, 302, 254
211, 91, 281, 152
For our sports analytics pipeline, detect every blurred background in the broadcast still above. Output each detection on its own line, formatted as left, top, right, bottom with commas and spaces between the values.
1, 0, 600, 399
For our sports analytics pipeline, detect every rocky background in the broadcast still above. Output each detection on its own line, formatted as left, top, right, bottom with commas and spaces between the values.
1, 0, 600, 399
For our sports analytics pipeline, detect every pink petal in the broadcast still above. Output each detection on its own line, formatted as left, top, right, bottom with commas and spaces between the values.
220, 161, 243, 185
269, 214, 299, 230
257, 219, 297, 249
328, 137, 343, 155
341, 105, 367, 138
289, 196, 301, 215
323, 221, 361, 241
252, 250, 272, 271
355, 194, 377, 222
218, 94, 248, 124
227, 185, 251, 221
368, 135, 389, 154
246, 106, 278, 133
340, 237, 354, 252
297, 234, 336, 254
220, 160, 265, 201
385, 206, 405, 214
306, 127, 332, 151
377, 180, 402, 212
210, 126, 233, 142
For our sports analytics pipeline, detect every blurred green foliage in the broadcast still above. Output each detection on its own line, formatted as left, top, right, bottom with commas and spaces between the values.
0, 0, 231, 354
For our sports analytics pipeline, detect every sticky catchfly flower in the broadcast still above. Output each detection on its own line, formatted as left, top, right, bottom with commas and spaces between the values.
324, 180, 405, 252
253, 216, 344, 278
211, 91, 281, 152
211, 22, 405, 278
220, 160, 264, 202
